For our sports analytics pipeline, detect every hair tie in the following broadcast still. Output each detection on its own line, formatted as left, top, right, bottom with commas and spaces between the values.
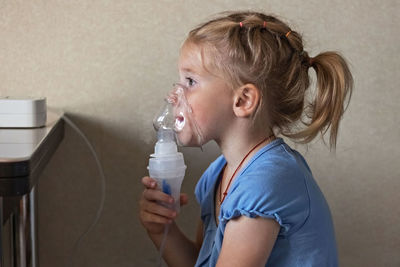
263, 21, 267, 28
239, 21, 243, 28
309, 57, 314, 66
285, 30, 292, 38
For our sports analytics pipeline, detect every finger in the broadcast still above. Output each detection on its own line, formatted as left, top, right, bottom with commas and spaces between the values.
141, 211, 173, 225
143, 202, 177, 219
143, 188, 174, 204
142, 176, 157, 189
180, 193, 189, 206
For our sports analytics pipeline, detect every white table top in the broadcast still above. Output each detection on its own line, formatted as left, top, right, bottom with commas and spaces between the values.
0, 111, 62, 161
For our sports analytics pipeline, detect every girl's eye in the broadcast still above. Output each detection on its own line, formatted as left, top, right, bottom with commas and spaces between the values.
185, 77, 197, 87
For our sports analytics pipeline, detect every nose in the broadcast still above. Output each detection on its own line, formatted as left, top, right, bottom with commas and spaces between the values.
167, 83, 186, 105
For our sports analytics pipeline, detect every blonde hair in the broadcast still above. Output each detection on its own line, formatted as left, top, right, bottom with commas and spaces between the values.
185, 11, 353, 149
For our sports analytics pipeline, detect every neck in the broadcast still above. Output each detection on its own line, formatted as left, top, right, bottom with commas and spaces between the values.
216, 123, 274, 171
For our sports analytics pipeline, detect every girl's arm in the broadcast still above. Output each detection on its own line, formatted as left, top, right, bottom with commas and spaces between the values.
216, 216, 280, 267
147, 221, 201, 267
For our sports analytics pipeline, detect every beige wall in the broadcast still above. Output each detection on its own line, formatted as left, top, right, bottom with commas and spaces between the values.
1, 0, 399, 266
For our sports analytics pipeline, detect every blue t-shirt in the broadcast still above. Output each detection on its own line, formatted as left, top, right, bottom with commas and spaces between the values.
194, 138, 338, 267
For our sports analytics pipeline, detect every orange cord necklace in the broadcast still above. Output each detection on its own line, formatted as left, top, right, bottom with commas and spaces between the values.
219, 134, 275, 204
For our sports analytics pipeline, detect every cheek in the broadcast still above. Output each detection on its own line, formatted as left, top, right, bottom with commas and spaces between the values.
189, 98, 226, 139
181, 86, 233, 143
195, 90, 232, 118
188, 100, 210, 128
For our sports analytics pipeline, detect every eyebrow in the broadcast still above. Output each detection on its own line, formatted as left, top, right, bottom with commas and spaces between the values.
180, 67, 195, 73
179, 67, 201, 77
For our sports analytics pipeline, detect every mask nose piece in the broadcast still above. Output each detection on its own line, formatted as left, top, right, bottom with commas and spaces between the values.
153, 99, 176, 131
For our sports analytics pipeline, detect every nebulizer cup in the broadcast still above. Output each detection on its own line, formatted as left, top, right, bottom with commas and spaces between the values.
148, 84, 204, 212
148, 86, 187, 213
148, 84, 204, 266
148, 131, 186, 213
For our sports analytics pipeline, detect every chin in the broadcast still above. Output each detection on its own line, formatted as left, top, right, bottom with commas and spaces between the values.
176, 131, 202, 147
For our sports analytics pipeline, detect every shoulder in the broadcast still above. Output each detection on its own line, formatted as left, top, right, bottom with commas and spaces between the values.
220, 139, 311, 236
237, 139, 308, 194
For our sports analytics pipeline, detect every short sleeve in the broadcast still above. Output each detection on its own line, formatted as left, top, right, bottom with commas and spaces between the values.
219, 157, 311, 237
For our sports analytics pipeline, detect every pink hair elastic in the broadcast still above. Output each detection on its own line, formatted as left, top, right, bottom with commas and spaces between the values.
263, 21, 267, 28
239, 21, 243, 28
309, 57, 314, 66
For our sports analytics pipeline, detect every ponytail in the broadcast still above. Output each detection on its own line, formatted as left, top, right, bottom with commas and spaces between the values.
290, 51, 353, 149
185, 11, 353, 149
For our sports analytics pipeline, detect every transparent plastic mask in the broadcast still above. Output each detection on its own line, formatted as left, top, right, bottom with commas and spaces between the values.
153, 83, 204, 146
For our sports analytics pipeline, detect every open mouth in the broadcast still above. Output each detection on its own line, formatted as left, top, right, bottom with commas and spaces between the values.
175, 113, 185, 132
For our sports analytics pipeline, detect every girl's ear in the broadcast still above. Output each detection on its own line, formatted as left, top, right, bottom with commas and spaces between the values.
233, 84, 261, 118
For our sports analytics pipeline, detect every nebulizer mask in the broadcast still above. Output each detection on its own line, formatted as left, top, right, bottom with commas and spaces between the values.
148, 83, 203, 266
148, 84, 204, 203
153, 83, 204, 146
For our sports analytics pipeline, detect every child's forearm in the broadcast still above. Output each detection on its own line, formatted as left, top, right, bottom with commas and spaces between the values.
148, 222, 199, 267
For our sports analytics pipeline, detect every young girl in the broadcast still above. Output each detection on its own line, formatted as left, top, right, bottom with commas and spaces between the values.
140, 11, 353, 267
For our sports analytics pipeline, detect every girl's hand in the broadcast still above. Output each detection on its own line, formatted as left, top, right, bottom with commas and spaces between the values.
139, 176, 188, 235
